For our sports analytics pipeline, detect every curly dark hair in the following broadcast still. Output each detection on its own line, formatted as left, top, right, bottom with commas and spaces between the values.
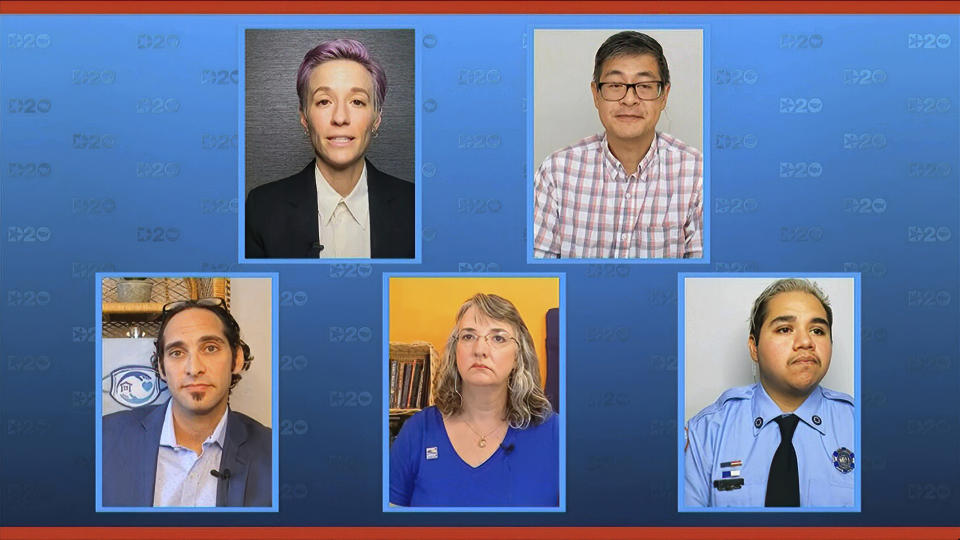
150, 301, 253, 391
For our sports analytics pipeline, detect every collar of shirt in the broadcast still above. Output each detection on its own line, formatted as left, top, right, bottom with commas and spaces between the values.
158, 400, 229, 452
600, 131, 660, 180
314, 161, 369, 230
751, 383, 827, 437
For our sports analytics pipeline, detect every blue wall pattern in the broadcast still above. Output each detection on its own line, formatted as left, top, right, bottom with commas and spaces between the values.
1, 14, 957, 526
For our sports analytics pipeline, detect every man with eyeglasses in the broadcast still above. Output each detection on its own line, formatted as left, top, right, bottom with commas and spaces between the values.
102, 298, 272, 507
533, 31, 703, 258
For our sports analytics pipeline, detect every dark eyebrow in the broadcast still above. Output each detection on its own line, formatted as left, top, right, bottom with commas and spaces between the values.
767, 315, 796, 326
767, 315, 830, 329
164, 335, 226, 352
602, 69, 659, 79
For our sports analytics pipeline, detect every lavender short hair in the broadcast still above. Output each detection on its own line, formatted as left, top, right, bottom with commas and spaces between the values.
296, 38, 387, 112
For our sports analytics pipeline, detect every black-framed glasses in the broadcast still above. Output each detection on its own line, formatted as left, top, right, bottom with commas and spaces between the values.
456, 330, 519, 350
596, 81, 664, 101
161, 297, 226, 317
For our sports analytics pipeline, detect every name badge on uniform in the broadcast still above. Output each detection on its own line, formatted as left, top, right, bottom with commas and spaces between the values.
425, 446, 438, 460
713, 478, 744, 491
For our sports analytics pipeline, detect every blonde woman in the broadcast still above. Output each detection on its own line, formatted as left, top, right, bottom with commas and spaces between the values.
390, 293, 558, 507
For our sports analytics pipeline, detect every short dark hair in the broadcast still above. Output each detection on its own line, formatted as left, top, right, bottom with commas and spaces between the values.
151, 302, 253, 391
749, 278, 833, 344
593, 31, 670, 86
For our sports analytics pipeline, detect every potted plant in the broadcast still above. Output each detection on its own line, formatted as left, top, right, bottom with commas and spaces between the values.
116, 277, 153, 303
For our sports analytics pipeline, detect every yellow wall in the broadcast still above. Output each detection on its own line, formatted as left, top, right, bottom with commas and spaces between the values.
389, 277, 560, 383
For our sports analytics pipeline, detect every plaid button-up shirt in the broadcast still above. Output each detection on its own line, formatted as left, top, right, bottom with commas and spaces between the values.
533, 132, 703, 259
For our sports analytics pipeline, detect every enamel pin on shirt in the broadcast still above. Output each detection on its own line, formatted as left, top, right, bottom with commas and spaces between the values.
425, 446, 438, 460
714, 459, 744, 490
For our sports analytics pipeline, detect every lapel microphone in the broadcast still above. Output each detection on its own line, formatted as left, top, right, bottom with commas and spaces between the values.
210, 468, 232, 480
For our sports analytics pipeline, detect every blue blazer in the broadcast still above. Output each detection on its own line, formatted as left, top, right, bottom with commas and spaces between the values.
102, 404, 272, 507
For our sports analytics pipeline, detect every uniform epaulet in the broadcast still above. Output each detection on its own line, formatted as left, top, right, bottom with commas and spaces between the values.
820, 386, 855, 406
690, 385, 753, 422
718, 384, 754, 404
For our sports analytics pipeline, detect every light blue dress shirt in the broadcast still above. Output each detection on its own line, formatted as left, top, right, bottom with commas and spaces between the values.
153, 401, 228, 507
685, 383, 855, 508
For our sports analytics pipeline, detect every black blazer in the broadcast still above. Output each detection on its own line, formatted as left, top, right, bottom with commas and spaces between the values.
245, 160, 415, 259
102, 405, 272, 507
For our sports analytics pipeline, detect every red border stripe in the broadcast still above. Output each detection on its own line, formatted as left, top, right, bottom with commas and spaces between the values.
0, 2, 956, 539
1, 1, 960, 13
3, 528, 960, 540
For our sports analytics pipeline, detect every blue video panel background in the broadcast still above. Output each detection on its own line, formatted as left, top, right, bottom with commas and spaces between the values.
1, 14, 958, 526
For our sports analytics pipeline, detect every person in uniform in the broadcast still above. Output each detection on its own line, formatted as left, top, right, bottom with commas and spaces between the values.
684, 278, 855, 508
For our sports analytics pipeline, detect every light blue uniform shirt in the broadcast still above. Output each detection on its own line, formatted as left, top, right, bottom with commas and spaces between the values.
153, 401, 228, 507
685, 383, 855, 508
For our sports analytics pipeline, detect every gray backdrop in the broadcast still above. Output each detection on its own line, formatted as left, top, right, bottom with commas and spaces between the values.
534, 29, 703, 168
244, 29, 415, 197
683, 277, 856, 423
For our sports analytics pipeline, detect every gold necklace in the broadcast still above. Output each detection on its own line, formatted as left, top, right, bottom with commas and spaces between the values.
462, 418, 504, 448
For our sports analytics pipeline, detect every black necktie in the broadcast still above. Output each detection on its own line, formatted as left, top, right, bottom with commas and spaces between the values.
765, 414, 801, 507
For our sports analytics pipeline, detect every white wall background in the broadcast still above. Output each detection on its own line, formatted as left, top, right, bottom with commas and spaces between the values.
533, 28, 703, 168
228, 277, 273, 427
683, 277, 856, 423
102, 277, 273, 427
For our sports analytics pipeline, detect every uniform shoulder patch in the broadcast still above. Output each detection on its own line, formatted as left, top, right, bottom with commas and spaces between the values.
820, 386, 854, 406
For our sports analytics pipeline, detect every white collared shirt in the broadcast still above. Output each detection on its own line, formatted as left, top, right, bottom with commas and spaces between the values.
315, 162, 372, 258
153, 401, 228, 507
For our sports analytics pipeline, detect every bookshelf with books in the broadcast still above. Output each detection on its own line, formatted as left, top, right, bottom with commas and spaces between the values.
388, 341, 440, 443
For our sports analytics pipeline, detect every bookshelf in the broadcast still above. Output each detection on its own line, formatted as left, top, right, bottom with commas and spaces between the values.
388, 341, 440, 443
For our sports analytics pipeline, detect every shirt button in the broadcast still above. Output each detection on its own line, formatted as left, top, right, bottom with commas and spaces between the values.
812, 415, 822, 425
754, 417, 763, 428
621, 234, 628, 241
625, 192, 631, 199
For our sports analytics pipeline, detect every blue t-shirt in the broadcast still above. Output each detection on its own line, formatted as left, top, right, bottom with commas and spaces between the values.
390, 406, 559, 507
